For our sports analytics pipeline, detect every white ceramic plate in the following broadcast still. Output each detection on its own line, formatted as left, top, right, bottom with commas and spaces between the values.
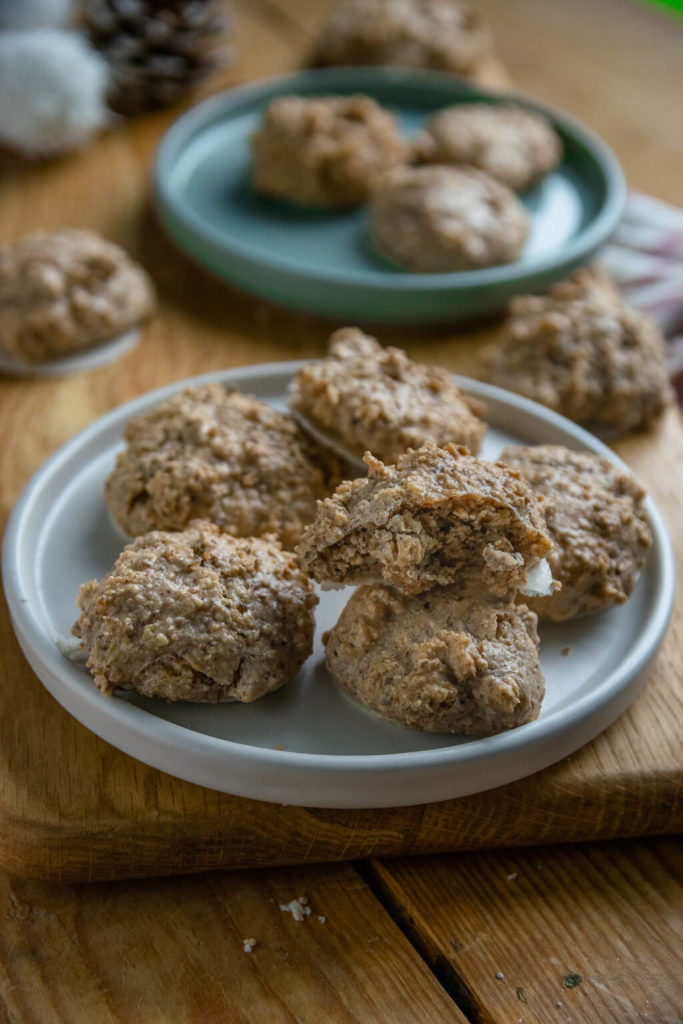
0, 328, 141, 378
2, 364, 674, 808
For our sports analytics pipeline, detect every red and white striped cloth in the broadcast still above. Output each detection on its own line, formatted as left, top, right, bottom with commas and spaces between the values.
600, 191, 683, 401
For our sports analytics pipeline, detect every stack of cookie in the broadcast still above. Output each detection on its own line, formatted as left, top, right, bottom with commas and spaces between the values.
296, 442, 554, 738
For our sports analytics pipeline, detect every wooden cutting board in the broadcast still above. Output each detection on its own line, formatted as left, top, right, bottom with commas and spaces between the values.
1, 384, 681, 883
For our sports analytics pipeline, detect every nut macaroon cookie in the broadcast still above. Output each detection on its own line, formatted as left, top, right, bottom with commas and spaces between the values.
106, 383, 345, 550
289, 327, 487, 465
0, 228, 155, 363
73, 523, 318, 702
500, 444, 653, 621
251, 94, 406, 207
413, 103, 562, 192
324, 584, 544, 735
478, 268, 672, 435
310, 0, 493, 78
297, 442, 554, 598
370, 164, 529, 272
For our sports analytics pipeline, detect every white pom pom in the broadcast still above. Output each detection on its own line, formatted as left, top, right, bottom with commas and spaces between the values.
0, 30, 110, 156
0, 0, 76, 29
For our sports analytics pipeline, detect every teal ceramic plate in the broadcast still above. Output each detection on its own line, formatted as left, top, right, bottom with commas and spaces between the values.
154, 67, 626, 324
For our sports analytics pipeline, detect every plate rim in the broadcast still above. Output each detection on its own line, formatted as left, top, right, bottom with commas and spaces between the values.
154, 65, 627, 291
0, 328, 141, 379
2, 361, 675, 805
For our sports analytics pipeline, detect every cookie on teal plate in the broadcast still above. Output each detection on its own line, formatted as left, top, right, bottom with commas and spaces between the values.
154, 67, 626, 325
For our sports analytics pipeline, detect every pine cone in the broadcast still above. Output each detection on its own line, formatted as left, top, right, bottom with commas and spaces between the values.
83, 0, 229, 115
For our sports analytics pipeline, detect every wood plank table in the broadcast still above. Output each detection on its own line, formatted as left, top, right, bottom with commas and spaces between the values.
1, 0, 682, 1019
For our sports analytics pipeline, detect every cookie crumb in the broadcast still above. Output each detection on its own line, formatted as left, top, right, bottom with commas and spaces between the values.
279, 897, 312, 922
561, 646, 570, 656
242, 938, 257, 953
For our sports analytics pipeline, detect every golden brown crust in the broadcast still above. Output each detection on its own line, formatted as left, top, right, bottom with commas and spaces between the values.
105, 384, 345, 549
0, 228, 155, 363
324, 584, 544, 735
310, 0, 492, 76
478, 268, 673, 434
297, 442, 552, 597
500, 444, 653, 620
251, 94, 406, 207
290, 327, 486, 462
413, 103, 562, 191
370, 164, 529, 272
73, 523, 318, 702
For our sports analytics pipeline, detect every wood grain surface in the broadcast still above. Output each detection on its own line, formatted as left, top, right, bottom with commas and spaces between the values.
1, 0, 683, 1020
0, 838, 680, 1023
0, 861, 466, 1023
367, 837, 683, 1024
1, 0, 683, 887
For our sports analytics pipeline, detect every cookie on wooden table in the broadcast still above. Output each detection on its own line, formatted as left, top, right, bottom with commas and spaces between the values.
251, 94, 406, 207
106, 384, 344, 549
0, 228, 155, 364
478, 268, 673, 435
414, 103, 562, 191
500, 444, 653, 621
289, 326, 487, 464
310, 0, 492, 77
297, 442, 553, 598
73, 523, 317, 702
369, 165, 529, 272
324, 584, 544, 735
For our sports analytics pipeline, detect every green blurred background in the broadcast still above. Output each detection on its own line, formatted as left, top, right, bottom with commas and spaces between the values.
648, 0, 683, 12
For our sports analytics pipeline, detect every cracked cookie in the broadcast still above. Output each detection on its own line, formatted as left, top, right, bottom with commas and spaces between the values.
251, 94, 406, 207
289, 327, 487, 464
297, 442, 552, 597
414, 103, 562, 192
500, 444, 653, 621
106, 384, 344, 549
370, 164, 528, 272
0, 228, 155, 363
324, 584, 544, 735
73, 523, 317, 702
